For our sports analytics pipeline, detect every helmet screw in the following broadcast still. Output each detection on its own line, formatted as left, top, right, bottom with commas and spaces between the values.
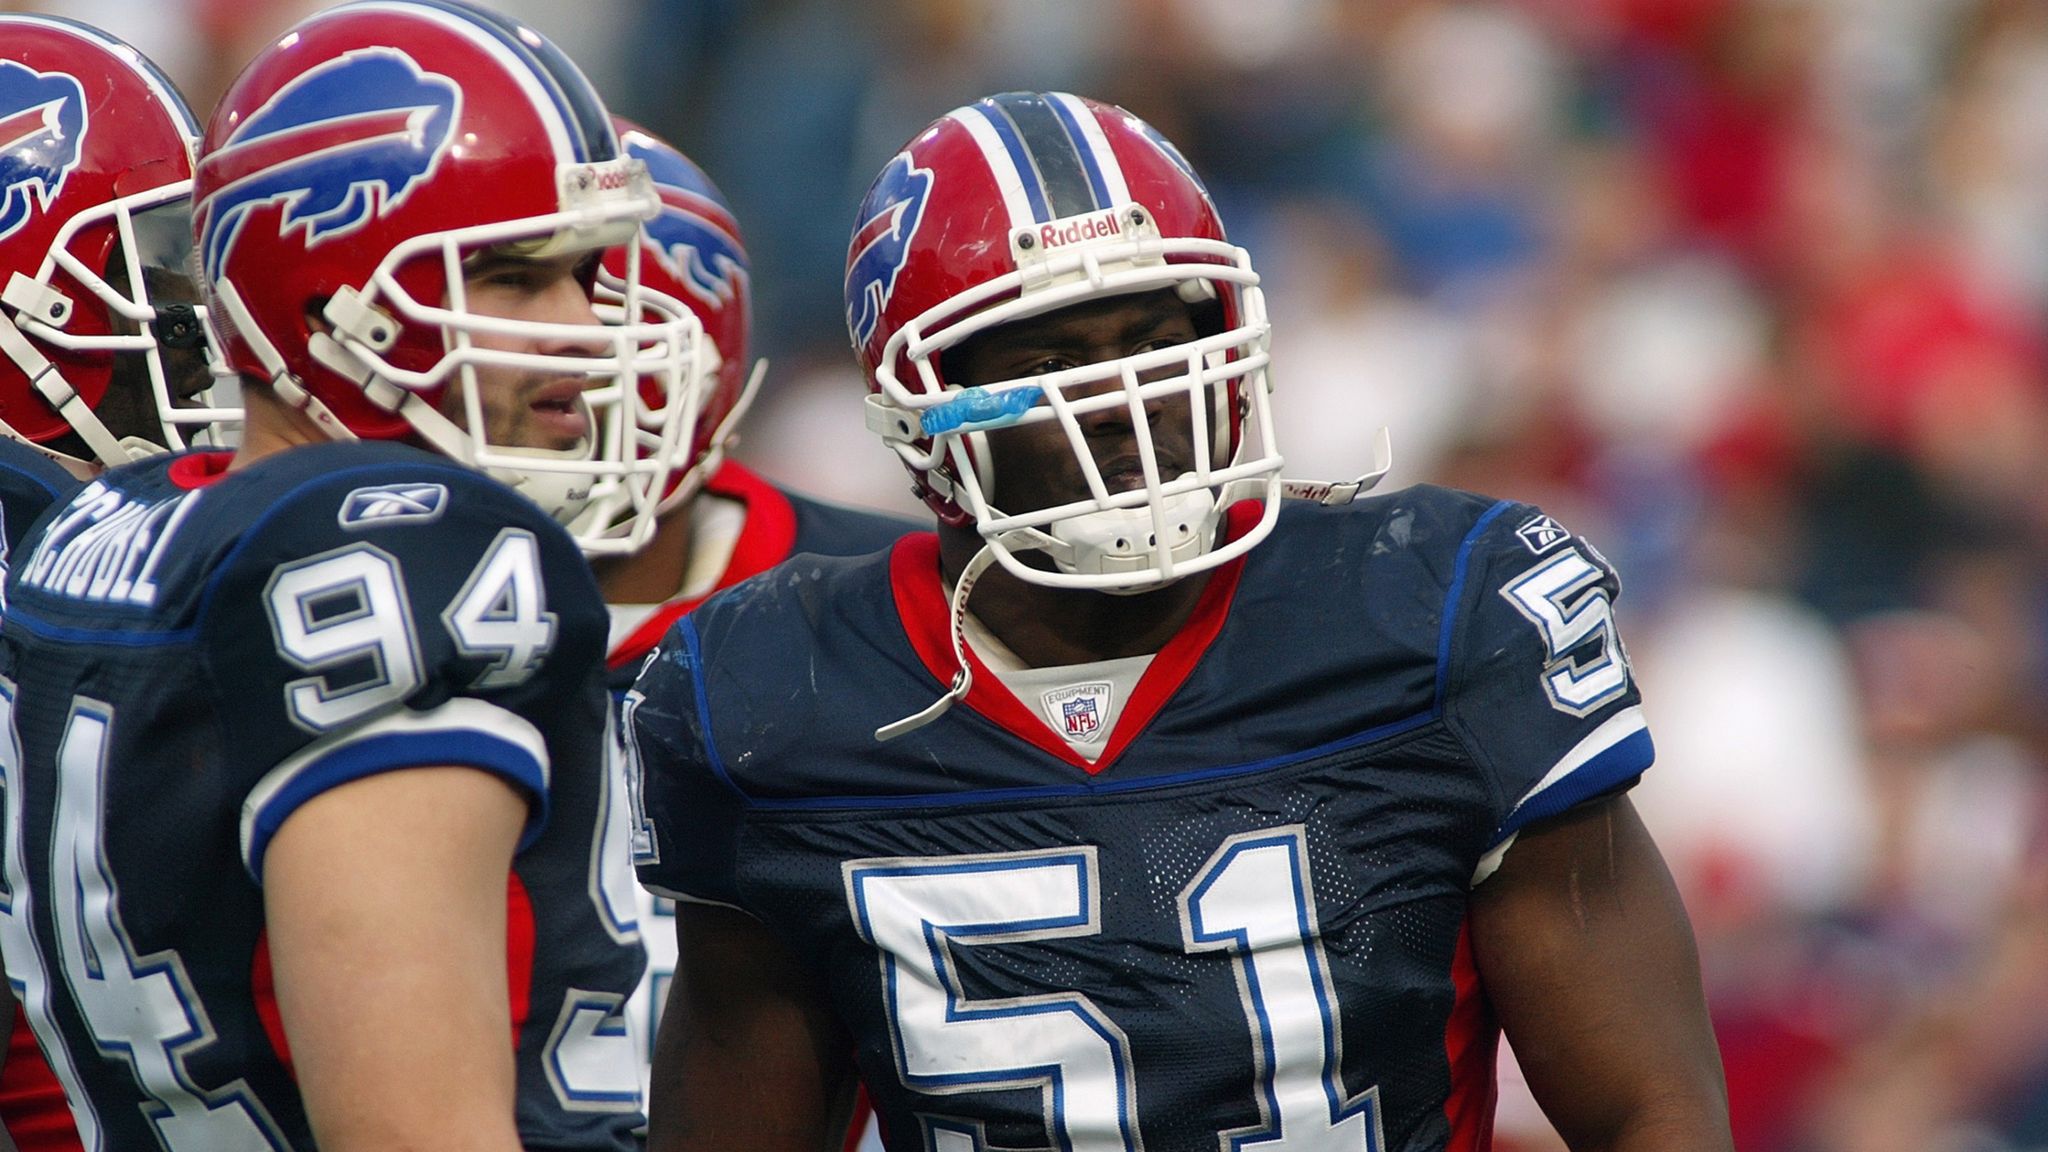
1129, 208, 1147, 226
1017, 233, 1035, 250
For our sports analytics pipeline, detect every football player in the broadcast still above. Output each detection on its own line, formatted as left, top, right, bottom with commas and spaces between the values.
590, 117, 911, 1149
630, 92, 1735, 1151
0, 15, 228, 479
0, 16, 226, 1152
0, 3, 679, 1149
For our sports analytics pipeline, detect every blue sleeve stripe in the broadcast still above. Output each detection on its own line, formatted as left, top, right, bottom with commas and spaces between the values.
680, 615, 743, 799
1435, 500, 1516, 709
242, 728, 549, 883
1491, 724, 1654, 845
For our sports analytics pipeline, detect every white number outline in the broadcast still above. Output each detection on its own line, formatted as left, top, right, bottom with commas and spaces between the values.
1181, 827, 1384, 1151
1498, 547, 1631, 717
47, 698, 289, 1150
441, 528, 557, 690
844, 846, 1144, 1152
0, 676, 103, 1149
847, 831, 1384, 1151
264, 544, 423, 734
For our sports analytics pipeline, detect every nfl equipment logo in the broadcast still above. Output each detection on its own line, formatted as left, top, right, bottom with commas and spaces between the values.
1041, 681, 1113, 742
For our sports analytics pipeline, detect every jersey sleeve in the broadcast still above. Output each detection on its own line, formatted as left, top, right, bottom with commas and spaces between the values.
201, 465, 611, 882
626, 610, 750, 911
1441, 503, 1654, 873
0, 439, 80, 557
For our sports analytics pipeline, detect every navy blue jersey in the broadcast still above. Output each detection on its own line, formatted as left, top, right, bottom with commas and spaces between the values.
0, 440, 78, 593
631, 486, 1654, 1152
0, 438, 83, 1152
607, 459, 915, 1090
0, 442, 645, 1152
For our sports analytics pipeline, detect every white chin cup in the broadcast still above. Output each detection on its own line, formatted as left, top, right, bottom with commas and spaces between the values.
1044, 487, 1218, 592
485, 440, 597, 524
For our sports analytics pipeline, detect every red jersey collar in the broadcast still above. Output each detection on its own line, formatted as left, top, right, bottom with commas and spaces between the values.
166, 450, 235, 490
607, 461, 798, 669
888, 501, 1256, 775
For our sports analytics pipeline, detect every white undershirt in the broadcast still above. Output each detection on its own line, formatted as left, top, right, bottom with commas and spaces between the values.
963, 611, 1154, 763
605, 493, 747, 654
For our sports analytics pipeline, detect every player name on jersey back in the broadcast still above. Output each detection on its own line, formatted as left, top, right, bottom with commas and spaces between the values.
14, 481, 201, 607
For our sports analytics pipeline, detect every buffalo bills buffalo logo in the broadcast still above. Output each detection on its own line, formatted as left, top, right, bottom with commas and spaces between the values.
197, 50, 459, 280
0, 62, 87, 243
845, 153, 931, 348
624, 138, 746, 309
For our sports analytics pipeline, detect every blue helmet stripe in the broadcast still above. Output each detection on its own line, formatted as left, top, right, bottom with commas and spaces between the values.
384, 0, 614, 163
982, 92, 1100, 222
1043, 94, 1114, 209
973, 98, 1049, 222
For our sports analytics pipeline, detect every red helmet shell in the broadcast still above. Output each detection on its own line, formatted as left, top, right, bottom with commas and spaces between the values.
608, 117, 751, 488
0, 15, 197, 445
194, 0, 624, 441
845, 92, 1247, 524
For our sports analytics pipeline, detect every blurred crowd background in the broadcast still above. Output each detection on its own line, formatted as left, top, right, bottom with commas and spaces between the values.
18, 0, 2048, 1147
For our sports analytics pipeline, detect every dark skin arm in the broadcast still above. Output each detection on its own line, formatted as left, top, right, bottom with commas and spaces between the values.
1469, 794, 1733, 1152
647, 903, 857, 1152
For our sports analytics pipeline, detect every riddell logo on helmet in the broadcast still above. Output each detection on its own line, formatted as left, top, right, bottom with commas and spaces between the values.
1035, 209, 1123, 250
576, 166, 634, 192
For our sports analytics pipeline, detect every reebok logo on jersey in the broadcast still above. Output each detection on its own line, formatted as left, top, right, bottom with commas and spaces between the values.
1515, 514, 1569, 555
1041, 681, 1112, 741
338, 483, 448, 528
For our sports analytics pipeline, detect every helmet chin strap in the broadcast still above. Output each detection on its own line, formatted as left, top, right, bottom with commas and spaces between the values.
0, 310, 136, 467
874, 535, 1011, 742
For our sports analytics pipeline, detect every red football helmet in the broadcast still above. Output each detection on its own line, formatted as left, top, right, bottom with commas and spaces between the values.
578, 117, 763, 550
846, 91, 1283, 592
0, 15, 230, 470
193, 0, 690, 550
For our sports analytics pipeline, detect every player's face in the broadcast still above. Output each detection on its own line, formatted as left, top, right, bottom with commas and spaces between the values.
437, 249, 607, 453
950, 289, 1202, 516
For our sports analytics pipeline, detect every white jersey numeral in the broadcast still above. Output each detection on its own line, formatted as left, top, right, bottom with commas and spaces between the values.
442, 529, 557, 689
1499, 547, 1631, 716
1181, 829, 1383, 1150
23, 697, 285, 1150
845, 829, 1383, 1151
265, 545, 422, 733
0, 679, 103, 1149
845, 848, 1143, 1152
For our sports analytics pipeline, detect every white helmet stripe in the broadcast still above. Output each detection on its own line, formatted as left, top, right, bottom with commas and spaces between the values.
1048, 92, 1130, 206
332, 1, 578, 166
946, 106, 1035, 231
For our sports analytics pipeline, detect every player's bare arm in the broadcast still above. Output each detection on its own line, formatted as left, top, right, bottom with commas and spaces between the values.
648, 904, 855, 1152
264, 765, 528, 1152
1471, 794, 1734, 1152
